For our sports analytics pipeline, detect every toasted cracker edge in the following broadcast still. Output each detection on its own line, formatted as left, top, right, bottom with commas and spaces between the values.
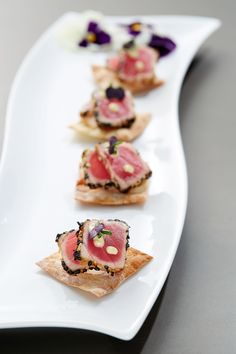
70, 113, 151, 142
36, 248, 152, 298
75, 182, 148, 205
92, 65, 164, 95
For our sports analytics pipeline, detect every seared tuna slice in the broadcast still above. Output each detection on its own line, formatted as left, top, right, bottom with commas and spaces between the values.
94, 87, 135, 129
107, 43, 158, 83
56, 230, 87, 273
56, 220, 130, 274
80, 219, 129, 271
96, 138, 152, 192
80, 148, 111, 188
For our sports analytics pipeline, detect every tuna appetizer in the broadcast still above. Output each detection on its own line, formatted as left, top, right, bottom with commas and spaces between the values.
70, 85, 150, 142
92, 40, 164, 95
76, 137, 152, 205
37, 219, 152, 297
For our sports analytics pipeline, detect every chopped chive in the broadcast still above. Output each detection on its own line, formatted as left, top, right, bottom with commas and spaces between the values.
100, 230, 112, 235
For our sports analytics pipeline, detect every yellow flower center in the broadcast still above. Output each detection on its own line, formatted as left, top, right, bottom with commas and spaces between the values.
87, 32, 96, 43
131, 23, 142, 32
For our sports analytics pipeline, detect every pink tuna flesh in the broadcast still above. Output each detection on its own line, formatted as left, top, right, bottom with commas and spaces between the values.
97, 142, 151, 191
58, 231, 81, 271
119, 47, 157, 81
88, 150, 111, 180
81, 219, 128, 269
83, 149, 111, 186
96, 92, 135, 128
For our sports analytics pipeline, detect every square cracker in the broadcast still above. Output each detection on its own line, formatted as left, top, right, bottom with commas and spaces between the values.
75, 181, 148, 205
37, 247, 152, 298
92, 65, 164, 95
70, 113, 151, 142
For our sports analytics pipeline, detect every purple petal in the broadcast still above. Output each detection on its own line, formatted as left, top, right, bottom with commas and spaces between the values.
122, 22, 153, 36
96, 30, 111, 45
89, 223, 104, 239
87, 21, 99, 33
128, 22, 142, 36
109, 136, 118, 153
148, 34, 176, 57
129, 29, 140, 36
106, 86, 125, 100
79, 38, 88, 47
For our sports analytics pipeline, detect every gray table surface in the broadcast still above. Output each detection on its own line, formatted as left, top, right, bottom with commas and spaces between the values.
0, 1, 235, 353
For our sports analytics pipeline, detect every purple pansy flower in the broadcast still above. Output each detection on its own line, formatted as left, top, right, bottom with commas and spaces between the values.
79, 21, 111, 47
123, 21, 176, 57
148, 34, 176, 57
88, 223, 104, 239
124, 21, 153, 36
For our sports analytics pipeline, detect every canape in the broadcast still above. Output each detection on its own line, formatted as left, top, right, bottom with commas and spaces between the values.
75, 137, 152, 205
37, 219, 152, 297
92, 40, 164, 95
70, 85, 150, 142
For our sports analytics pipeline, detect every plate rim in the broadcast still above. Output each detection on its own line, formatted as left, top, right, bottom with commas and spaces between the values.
0, 13, 221, 340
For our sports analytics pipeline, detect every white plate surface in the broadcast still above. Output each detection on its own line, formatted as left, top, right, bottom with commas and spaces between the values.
0, 14, 220, 340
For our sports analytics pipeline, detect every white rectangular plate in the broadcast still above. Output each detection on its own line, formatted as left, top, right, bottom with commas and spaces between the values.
0, 14, 220, 340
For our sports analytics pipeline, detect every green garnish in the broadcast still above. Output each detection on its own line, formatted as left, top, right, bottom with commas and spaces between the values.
97, 229, 112, 238
100, 230, 112, 235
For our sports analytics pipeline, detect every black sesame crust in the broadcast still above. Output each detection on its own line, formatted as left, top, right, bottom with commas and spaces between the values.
86, 181, 116, 190
61, 260, 88, 275
84, 171, 152, 193
94, 114, 136, 129
80, 90, 136, 130
61, 259, 102, 276
81, 147, 152, 193
55, 232, 67, 243
58, 219, 130, 276
92, 89, 136, 130
61, 260, 82, 275
73, 250, 81, 261
59, 222, 95, 276
101, 169, 152, 194
117, 169, 152, 193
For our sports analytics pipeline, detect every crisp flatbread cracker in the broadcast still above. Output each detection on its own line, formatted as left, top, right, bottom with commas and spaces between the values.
37, 247, 152, 298
70, 113, 151, 142
92, 65, 164, 95
75, 180, 148, 205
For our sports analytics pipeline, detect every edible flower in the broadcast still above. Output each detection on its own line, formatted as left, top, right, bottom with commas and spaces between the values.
108, 136, 122, 154
105, 86, 125, 100
56, 11, 114, 51
88, 223, 112, 239
79, 21, 111, 47
148, 34, 176, 57
57, 11, 176, 56
125, 21, 153, 36
88, 223, 104, 238
122, 20, 176, 57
